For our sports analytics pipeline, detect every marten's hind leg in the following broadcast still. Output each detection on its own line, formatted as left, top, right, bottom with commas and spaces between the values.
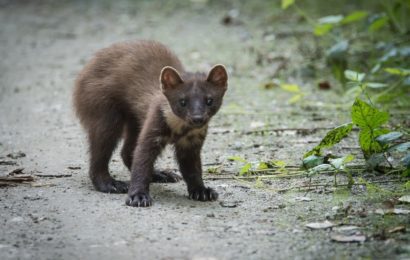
88, 113, 128, 193
121, 119, 140, 171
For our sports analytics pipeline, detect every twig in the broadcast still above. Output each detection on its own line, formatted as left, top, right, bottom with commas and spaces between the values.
275, 179, 406, 192
204, 173, 306, 180
0, 175, 34, 182
35, 174, 72, 178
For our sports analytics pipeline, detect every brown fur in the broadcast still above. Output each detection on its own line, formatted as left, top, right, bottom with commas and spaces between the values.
73, 40, 228, 207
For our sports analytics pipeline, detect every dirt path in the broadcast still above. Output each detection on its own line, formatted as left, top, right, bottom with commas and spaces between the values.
1, 1, 409, 259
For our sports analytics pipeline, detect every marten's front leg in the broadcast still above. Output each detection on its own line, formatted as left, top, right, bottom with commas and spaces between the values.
175, 138, 218, 201
126, 113, 164, 207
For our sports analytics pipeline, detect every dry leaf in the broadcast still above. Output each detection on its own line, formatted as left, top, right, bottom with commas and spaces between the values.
295, 196, 312, 202
331, 234, 366, 243
398, 195, 410, 204
375, 208, 410, 215
333, 226, 359, 232
387, 225, 406, 234
306, 220, 335, 229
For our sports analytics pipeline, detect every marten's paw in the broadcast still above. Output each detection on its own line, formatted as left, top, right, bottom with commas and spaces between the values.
94, 178, 129, 193
126, 192, 153, 207
189, 187, 218, 201
152, 169, 182, 183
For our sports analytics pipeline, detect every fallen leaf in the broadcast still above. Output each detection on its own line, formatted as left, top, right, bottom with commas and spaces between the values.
387, 225, 406, 234
333, 226, 360, 232
31, 182, 56, 187
398, 195, 410, 204
68, 166, 81, 170
306, 220, 335, 229
318, 81, 331, 90
250, 121, 265, 129
331, 234, 366, 243
220, 201, 238, 208
8, 168, 24, 175
262, 82, 278, 90
7, 151, 26, 159
375, 208, 410, 215
295, 196, 312, 202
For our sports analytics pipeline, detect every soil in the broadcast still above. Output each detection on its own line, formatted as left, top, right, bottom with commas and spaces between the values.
0, 1, 409, 259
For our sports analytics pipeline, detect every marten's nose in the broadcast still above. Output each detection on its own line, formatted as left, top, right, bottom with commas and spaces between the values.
192, 115, 204, 125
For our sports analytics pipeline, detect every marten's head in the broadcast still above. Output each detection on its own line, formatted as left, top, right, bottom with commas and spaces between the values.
160, 65, 228, 128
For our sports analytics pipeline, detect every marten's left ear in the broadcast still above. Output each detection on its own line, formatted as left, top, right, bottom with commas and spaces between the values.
207, 64, 228, 89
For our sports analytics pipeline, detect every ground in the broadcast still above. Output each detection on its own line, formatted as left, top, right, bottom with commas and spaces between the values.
0, 1, 409, 259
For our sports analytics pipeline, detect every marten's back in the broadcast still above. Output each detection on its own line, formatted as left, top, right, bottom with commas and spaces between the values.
73, 40, 183, 127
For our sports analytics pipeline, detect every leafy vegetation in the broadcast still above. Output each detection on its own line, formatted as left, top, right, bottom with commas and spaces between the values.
230, 0, 409, 187
281, 0, 410, 177
282, 0, 409, 105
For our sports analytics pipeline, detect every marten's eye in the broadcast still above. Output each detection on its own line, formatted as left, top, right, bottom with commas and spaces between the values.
179, 99, 187, 107
206, 98, 213, 106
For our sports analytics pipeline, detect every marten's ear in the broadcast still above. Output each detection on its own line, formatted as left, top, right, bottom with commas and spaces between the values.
207, 64, 228, 89
160, 66, 183, 91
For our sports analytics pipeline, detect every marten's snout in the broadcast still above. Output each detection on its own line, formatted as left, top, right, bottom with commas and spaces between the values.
191, 115, 205, 125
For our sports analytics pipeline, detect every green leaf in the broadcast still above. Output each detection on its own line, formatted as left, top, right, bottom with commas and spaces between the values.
369, 16, 389, 32
389, 142, 410, 153
326, 40, 349, 59
207, 165, 222, 174
314, 23, 334, 36
329, 154, 355, 170
351, 98, 389, 129
375, 132, 403, 145
288, 94, 302, 104
318, 15, 344, 24
359, 128, 389, 156
273, 160, 287, 168
344, 70, 365, 82
402, 153, 410, 168
366, 153, 386, 170
281, 0, 295, 9
308, 164, 334, 175
239, 163, 252, 176
303, 155, 324, 169
384, 67, 410, 76
228, 156, 247, 163
304, 123, 353, 158
257, 162, 269, 170
280, 84, 300, 93
341, 11, 368, 24
366, 82, 388, 88
254, 176, 266, 188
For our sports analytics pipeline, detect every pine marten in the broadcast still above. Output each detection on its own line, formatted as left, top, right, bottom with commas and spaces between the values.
73, 40, 228, 207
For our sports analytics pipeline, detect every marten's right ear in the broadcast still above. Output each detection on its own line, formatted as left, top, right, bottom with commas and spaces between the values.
160, 66, 183, 91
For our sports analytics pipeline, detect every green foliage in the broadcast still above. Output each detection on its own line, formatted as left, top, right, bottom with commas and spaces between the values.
281, 0, 295, 10
303, 97, 408, 172
375, 132, 403, 145
384, 67, 410, 76
304, 123, 353, 158
302, 155, 324, 169
229, 156, 289, 176
351, 98, 390, 157
281, 1, 410, 179
284, 0, 410, 96
351, 99, 389, 129
341, 11, 368, 24
329, 154, 355, 170
228, 156, 253, 175
280, 83, 304, 103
